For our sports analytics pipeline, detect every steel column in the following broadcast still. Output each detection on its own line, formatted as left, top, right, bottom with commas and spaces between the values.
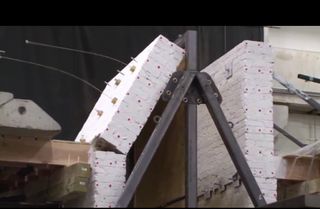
184, 30, 198, 208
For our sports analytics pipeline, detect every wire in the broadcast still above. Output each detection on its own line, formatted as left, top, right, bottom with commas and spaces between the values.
25, 40, 128, 66
0, 55, 106, 96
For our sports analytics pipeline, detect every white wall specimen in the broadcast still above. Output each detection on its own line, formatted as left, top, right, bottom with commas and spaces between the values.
197, 41, 276, 206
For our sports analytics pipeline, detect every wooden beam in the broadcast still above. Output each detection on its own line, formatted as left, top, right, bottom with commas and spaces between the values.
277, 155, 320, 181
0, 136, 90, 167
279, 178, 320, 200
25, 163, 91, 202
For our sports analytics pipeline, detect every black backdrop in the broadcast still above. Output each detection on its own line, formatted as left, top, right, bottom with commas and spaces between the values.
0, 26, 263, 140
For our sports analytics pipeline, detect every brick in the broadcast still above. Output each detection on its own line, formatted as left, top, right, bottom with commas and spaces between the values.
198, 40, 276, 205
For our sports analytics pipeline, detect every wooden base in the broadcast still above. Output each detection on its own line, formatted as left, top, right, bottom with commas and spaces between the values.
0, 136, 90, 167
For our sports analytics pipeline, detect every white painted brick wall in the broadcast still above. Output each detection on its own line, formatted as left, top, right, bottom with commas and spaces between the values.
72, 35, 185, 207
71, 149, 126, 208
75, 35, 185, 155
198, 41, 276, 205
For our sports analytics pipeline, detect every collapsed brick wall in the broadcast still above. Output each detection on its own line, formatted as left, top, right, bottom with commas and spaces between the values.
72, 35, 185, 207
197, 41, 276, 206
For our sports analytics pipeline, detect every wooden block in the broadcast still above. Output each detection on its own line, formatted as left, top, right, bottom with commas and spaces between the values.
0, 137, 90, 167
25, 163, 91, 202
278, 155, 320, 181
285, 178, 320, 199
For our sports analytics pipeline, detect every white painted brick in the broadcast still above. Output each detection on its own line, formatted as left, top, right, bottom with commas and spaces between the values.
76, 35, 184, 155
198, 41, 276, 205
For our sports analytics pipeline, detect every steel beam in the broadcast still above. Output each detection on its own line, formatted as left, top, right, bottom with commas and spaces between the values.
274, 124, 306, 147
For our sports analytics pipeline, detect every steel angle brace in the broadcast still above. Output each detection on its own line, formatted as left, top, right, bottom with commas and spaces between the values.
116, 30, 266, 208
115, 70, 266, 208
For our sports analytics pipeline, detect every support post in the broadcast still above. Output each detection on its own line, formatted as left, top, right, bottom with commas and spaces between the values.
184, 30, 198, 208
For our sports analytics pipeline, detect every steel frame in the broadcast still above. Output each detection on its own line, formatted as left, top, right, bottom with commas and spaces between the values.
116, 31, 267, 208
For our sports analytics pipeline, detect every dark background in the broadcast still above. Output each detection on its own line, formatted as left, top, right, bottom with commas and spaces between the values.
0, 26, 263, 140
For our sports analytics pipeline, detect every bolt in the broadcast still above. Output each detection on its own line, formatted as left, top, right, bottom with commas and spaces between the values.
172, 77, 178, 83
183, 97, 189, 103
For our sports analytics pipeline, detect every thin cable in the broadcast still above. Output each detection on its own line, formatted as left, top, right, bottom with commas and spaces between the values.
25, 40, 128, 66
0, 55, 105, 96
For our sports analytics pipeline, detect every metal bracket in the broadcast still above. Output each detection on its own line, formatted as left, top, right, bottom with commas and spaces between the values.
162, 71, 222, 104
